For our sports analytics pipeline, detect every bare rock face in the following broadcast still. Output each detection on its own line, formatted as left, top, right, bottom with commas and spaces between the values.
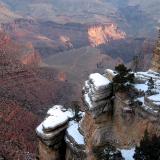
88, 24, 126, 47
80, 70, 160, 160
38, 141, 61, 160
151, 31, 160, 72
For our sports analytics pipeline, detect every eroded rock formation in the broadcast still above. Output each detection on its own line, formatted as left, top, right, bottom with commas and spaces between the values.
151, 30, 160, 72
37, 67, 160, 160
88, 24, 126, 47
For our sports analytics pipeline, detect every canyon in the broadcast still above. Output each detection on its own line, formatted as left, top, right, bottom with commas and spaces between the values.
0, 0, 160, 159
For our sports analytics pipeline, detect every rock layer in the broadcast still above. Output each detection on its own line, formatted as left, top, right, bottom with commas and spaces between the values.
151, 31, 160, 72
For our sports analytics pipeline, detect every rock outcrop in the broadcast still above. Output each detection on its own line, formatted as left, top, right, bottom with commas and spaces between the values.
151, 30, 160, 72
36, 67, 160, 160
36, 37, 160, 159
36, 105, 75, 160
83, 73, 113, 118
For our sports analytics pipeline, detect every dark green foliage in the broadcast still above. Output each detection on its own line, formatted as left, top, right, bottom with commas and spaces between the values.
93, 144, 124, 160
71, 101, 81, 121
134, 130, 160, 160
146, 78, 155, 95
112, 64, 134, 92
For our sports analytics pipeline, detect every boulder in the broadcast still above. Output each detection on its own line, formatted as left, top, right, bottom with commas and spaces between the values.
36, 105, 74, 147
83, 73, 112, 118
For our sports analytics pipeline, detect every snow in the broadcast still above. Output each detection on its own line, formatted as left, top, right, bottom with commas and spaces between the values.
42, 114, 68, 131
137, 96, 159, 114
36, 123, 43, 135
148, 94, 160, 102
36, 123, 56, 139
47, 105, 74, 119
134, 83, 148, 92
135, 71, 160, 82
105, 69, 117, 76
47, 105, 63, 115
121, 148, 135, 160
89, 73, 110, 90
85, 80, 90, 89
67, 121, 85, 145
84, 93, 92, 108
137, 97, 144, 105
42, 105, 70, 131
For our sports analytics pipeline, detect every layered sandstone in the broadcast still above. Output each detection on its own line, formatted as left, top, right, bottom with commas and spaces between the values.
151, 31, 160, 72
88, 24, 126, 47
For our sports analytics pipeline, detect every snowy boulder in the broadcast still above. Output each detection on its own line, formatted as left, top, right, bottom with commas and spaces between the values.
89, 73, 110, 91
42, 114, 68, 132
36, 105, 74, 146
83, 73, 112, 118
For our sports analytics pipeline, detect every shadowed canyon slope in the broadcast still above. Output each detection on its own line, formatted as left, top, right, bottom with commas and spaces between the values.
0, 32, 78, 159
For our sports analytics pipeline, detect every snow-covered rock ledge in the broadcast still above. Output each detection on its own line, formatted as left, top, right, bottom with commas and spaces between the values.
65, 120, 86, 159
36, 105, 74, 146
36, 105, 86, 160
83, 73, 113, 118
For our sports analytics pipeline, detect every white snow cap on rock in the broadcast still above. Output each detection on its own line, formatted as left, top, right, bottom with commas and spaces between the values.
47, 105, 74, 119
36, 105, 74, 137
89, 73, 110, 90
42, 114, 68, 131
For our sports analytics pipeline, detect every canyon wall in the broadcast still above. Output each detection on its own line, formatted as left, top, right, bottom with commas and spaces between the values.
88, 24, 126, 47
151, 31, 160, 72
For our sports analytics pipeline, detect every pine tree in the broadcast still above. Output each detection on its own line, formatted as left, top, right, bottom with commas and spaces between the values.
93, 144, 124, 160
112, 64, 134, 92
134, 130, 160, 160
148, 78, 154, 90
146, 77, 154, 95
71, 101, 81, 121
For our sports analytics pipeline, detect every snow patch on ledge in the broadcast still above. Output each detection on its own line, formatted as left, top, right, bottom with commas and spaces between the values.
148, 94, 160, 103
120, 148, 135, 160
36, 105, 74, 136
66, 121, 85, 145
134, 83, 148, 92
47, 105, 74, 119
89, 73, 110, 90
